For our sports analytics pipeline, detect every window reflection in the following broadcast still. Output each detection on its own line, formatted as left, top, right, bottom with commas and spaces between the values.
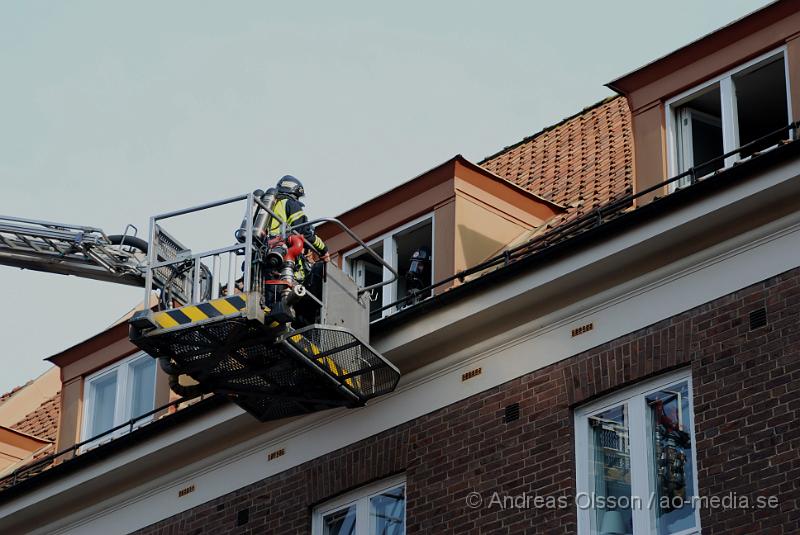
91, 372, 118, 438
589, 405, 632, 535
647, 381, 696, 534
370, 485, 405, 535
323, 505, 357, 535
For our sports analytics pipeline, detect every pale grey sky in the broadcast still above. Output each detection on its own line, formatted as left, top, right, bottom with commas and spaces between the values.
0, 1, 772, 393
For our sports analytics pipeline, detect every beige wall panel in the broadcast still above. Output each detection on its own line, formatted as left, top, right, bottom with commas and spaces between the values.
632, 104, 667, 205
454, 194, 528, 272
433, 199, 456, 295
454, 178, 544, 229
60, 337, 139, 382
55, 378, 83, 453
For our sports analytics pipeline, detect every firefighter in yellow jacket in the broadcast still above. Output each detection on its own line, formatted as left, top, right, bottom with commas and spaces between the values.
269, 175, 328, 324
269, 175, 329, 283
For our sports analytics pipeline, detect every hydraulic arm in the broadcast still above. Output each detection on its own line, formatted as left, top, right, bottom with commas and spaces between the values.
0, 215, 146, 285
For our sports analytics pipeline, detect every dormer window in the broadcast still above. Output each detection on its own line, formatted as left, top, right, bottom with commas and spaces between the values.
82, 352, 156, 445
667, 49, 791, 189
319, 156, 563, 322
344, 215, 433, 321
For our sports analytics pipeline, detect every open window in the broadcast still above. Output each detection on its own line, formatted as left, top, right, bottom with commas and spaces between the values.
350, 242, 385, 322
345, 215, 433, 321
668, 49, 791, 189
81, 352, 156, 448
674, 85, 724, 184
395, 219, 433, 308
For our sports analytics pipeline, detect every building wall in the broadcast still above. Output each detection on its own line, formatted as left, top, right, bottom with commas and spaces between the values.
134, 267, 800, 535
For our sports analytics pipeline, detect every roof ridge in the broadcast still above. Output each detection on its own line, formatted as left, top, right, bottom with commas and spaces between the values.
478, 95, 623, 165
0, 380, 34, 405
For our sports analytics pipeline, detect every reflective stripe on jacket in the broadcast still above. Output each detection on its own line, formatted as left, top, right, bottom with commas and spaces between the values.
268, 197, 328, 256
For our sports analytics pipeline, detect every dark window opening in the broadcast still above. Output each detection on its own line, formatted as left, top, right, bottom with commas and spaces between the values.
346, 217, 433, 320
675, 85, 723, 180
734, 56, 788, 158
396, 220, 433, 309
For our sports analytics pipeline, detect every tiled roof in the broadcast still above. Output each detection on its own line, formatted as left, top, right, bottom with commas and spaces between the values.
11, 392, 60, 443
480, 96, 634, 227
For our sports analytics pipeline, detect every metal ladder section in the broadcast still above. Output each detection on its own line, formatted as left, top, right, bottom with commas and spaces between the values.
0, 215, 147, 286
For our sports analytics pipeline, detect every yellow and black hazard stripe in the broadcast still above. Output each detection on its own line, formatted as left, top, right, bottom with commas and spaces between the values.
153, 295, 248, 329
289, 334, 360, 389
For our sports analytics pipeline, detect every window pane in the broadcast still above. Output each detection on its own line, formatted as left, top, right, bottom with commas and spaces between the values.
131, 357, 156, 419
647, 381, 697, 534
395, 221, 433, 309
90, 372, 117, 438
371, 485, 405, 535
323, 505, 356, 535
350, 242, 384, 321
734, 55, 788, 157
675, 85, 723, 180
588, 405, 632, 535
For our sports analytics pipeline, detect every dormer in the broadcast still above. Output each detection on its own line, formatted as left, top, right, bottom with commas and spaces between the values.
317, 155, 565, 320
608, 0, 800, 202
47, 320, 172, 454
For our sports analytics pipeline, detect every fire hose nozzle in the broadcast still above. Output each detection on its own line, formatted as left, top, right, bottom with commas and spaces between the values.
285, 282, 306, 306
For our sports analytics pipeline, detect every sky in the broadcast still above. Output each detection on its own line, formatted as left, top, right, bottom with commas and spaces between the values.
0, 0, 773, 393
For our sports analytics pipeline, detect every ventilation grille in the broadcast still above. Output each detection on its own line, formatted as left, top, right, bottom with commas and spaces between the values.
268, 448, 285, 461
749, 308, 767, 330
237, 508, 249, 526
461, 367, 482, 382
504, 403, 520, 423
571, 322, 594, 337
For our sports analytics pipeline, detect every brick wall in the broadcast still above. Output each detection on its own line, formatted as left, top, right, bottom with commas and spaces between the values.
136, 268, 800, 535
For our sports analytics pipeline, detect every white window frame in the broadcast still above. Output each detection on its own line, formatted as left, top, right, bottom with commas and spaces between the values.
574, 369, 700, 535
80, 351, 157, 450
312, 475, 406, 535
343, 213, 435, 320
666, 46, 793, 190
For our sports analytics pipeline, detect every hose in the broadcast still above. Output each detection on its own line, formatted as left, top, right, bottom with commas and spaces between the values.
107, 234, 148, 253
159, 357, 210, 397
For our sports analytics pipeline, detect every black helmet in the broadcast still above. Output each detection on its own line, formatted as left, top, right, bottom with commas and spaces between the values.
276, 175, 305, 198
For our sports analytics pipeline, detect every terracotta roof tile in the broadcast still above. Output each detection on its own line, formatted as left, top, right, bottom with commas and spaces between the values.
480, 96, 634, 228
11, 392, 60, 443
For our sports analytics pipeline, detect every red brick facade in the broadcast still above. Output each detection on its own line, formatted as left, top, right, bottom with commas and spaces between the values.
136, 268, 800, 535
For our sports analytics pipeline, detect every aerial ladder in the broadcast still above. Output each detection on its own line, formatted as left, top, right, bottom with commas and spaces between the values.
0, 192, 400, 422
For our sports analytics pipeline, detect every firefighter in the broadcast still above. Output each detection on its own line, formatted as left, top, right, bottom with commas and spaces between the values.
268, 175, 330, 279
265, 175, 329, 325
